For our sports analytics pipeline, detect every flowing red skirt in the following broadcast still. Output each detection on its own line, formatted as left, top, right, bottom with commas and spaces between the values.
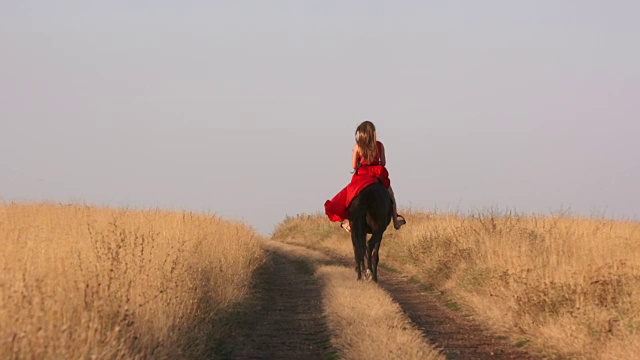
324, 165, 390, 222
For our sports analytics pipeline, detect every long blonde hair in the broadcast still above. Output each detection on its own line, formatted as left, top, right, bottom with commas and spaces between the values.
355, 121, 377, 163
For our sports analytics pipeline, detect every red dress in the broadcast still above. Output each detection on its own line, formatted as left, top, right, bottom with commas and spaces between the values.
324, 141, 391, 222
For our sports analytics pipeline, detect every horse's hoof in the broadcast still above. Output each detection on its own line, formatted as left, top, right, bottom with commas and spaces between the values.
394, 215, 407, 230
364, 269, 372, 281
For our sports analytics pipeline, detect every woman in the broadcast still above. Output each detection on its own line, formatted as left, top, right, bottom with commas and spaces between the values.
325, 121, 406, 232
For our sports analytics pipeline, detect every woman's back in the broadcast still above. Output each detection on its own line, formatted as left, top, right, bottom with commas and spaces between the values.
359, 141, 383, 166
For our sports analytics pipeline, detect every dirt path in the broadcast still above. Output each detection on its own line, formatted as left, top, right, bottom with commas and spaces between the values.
222, 245, 335, 359
324, 250, 537, 359
224, 241, 537, 359
376, 270, 536, 359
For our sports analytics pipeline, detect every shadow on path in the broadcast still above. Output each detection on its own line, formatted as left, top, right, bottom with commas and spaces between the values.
222, 246, 335, 359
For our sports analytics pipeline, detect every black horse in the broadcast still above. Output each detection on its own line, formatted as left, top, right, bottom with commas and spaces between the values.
347, 181, 392, 282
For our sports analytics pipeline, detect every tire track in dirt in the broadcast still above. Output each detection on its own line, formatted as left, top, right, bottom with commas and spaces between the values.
376, 270, 537, 359
327, 250, 538, 360
222, 246, 335, 360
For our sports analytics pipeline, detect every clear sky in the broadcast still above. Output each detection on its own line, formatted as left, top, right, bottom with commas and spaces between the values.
2, 1, 638, 234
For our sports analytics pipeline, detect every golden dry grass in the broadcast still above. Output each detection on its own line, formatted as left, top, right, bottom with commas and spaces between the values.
317, 266, 443, 360
0, 202, 264, 359
273, 211, 640, 359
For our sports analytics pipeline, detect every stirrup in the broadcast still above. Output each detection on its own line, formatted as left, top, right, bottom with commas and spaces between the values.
394, 215, 406, 230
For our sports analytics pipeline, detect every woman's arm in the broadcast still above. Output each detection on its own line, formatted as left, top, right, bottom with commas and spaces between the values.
379, 142, 387, 166
352, 144, 360, 169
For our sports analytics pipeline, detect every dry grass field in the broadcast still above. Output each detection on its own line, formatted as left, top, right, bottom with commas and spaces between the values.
273, 211, 640, 359
0, 202, 264, 359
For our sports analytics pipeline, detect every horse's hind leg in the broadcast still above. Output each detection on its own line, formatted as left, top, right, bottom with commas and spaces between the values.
372, 241, 382, 282
363, 234, 373, 281
367, 232, 383, 282
364, 249, 372, 281
351, 229, 363, 280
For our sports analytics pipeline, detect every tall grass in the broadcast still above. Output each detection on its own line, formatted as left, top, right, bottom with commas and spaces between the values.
273, 211, 640, 359
0, 203, 264, 359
